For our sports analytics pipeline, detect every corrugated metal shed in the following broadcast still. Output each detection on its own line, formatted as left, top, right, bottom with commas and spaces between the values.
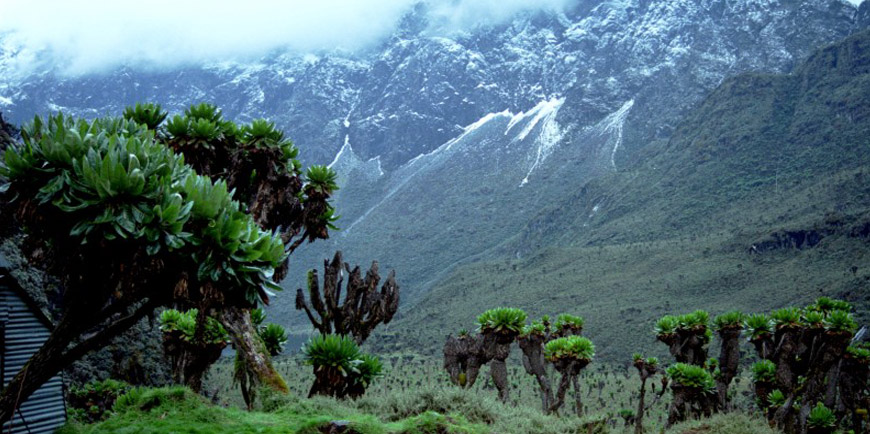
1, 266, 67, 433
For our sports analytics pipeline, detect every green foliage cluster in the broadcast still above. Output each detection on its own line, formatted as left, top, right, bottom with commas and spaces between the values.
476, 307, 527, 334
553, 314, 584, 333
666, 363, 715, 391
713, 311, 744, 331
631, 353, 659, 366
655, 310, 710, 337
67, 379, 131, 423
159, 308, 229, 344
0, 112, 286, 305
302, 334, 384, 388
770, 308, 802, 328
521, 320, 546, 337
748, 297, 857, 335
767, 390, 786, 408
744, 314, 773, 340
750, 360, 776, 383
807, 402, 836, 429
543, 336, 595, 362
259, 323, 288, 357
846, 345, 870, 363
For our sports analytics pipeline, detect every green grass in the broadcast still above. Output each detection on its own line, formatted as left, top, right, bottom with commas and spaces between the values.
60, 375, 774, 434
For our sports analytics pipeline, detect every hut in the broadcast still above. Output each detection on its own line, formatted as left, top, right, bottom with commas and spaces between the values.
0, 253, 66, 433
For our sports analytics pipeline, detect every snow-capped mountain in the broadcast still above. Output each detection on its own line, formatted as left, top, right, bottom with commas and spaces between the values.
0, 0, 866, 313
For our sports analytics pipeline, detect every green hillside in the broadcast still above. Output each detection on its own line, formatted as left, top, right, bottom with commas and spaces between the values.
378, 30, 870, 361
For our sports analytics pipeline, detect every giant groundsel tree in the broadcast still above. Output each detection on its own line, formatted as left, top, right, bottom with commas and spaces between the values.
0, 104, 337, 423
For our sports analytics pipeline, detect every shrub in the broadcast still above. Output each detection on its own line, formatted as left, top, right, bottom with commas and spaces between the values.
67, 379, 131, 423
476, 308, 527, 334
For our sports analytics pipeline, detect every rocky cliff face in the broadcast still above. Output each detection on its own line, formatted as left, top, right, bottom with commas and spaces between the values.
0, 0, 866, 324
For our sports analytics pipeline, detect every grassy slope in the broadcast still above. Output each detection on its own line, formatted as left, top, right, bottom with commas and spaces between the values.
379, 30, 870, 361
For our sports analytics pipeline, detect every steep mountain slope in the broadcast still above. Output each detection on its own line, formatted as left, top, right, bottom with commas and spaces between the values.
386, 30, 870, 361
0, 0, 866, 334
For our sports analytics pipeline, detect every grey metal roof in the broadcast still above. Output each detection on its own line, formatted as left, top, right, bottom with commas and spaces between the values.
1, 279, 67, 434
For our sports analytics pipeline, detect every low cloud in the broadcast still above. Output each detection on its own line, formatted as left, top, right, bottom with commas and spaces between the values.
0, 0, 572, 76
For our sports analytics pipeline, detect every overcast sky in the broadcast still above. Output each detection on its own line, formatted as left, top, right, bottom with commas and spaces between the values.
0, 0, 572, 76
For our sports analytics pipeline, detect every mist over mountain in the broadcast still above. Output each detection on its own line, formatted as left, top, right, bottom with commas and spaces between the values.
1, 0, 868, 339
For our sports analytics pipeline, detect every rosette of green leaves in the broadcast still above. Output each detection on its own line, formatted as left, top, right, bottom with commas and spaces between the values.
259, 323, 288, 356
744, 314, 773, 339
678, 310, 709, 330
807, 402, 836, 428
250, 308, 266, 328
846, 345, 870, 363
666, 363, 715, 391
476, 307, 527, 334
824, 310, 857, 334
554, 314, 584, 333
159, 309, 184, 332
767, 390, 786, 408
654, 315, 679, 337
544, 336, 595, 362
522, 320, 546, 337
302, 334, 362, 375
751, 360, 776, 383
809, 296, 851, 313
123, 103, 168, 130
802, 311, 825, 329
713, 311, 744, 331
353, 354, 384, 387
771, 307, 802, 329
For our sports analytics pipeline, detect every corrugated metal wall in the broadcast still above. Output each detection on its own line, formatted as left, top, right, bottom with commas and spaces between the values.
1, 284, 67, 434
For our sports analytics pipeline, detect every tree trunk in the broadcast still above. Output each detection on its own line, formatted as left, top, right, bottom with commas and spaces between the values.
219, 306, 288, 394
635, 377, 647, 434
548, 371, 573, 415
716, 328, 741, 410
490, 359, 510, 403
571, 373, 583, 416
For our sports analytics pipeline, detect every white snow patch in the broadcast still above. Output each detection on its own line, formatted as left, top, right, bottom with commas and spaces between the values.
599, 99, 635, 169
517, 98, 565, 186
0, 95, 12, 107
328, 135, 353, 169
368, 156, 384, 176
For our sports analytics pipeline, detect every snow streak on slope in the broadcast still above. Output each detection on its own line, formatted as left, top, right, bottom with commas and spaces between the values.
510, 98, 565, 186
602, 99, 634, 169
